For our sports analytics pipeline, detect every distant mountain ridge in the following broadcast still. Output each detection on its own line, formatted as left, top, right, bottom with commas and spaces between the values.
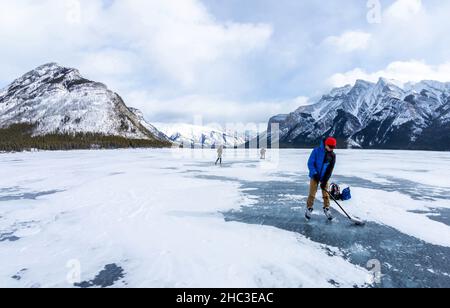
268, 78, 450, 151
155, 123, 246, 148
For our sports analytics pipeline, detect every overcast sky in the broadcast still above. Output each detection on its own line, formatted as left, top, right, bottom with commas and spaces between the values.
1, 0, 449, 124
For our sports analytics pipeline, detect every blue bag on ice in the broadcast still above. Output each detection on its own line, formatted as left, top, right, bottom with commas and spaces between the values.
341, 187, 352, 201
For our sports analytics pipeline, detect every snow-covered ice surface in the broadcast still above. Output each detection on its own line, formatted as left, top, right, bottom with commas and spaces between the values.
1, 149, 450, 288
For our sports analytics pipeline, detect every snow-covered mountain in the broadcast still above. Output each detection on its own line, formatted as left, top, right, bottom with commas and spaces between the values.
0, 63, 170, 145
268, 78, 450, 150
155, 123, 246, 148
128, 108, 170, 142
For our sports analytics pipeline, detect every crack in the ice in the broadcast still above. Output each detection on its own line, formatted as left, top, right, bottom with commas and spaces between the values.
74, 264, 125, 288
0, 232, 20, 242
333, 175, 450, 201
0, 189, 64, 202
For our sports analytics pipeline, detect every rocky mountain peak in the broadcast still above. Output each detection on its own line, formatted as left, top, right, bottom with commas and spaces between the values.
268, 78, 450, 150
0, 63, 170, 148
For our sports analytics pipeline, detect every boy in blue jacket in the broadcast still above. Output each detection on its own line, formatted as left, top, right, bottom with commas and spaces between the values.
305, 137, 337, 221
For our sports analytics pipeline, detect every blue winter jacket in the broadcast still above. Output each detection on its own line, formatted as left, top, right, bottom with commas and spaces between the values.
308, 142, 336, 182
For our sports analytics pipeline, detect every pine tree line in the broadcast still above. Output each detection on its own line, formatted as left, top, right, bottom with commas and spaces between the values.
0, 124, 171, 152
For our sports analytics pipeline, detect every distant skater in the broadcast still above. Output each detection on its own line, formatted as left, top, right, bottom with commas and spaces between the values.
260, 147, 267, 160
215, 145, 224, 165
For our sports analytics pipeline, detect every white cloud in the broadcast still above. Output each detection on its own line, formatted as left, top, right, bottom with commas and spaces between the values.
78, 50, 137, 77
328, 60, 450, 87
102, 0, 273, 88
0, 0, 274, 123
126, 91, 307, 124
1, 0, 449, 124
385, 0, 423, 21
324, 31, 372, 52
0, 0, 272, 91
291, 96, 311, 108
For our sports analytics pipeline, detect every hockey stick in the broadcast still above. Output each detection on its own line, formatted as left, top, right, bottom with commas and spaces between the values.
323, 189, 366, 226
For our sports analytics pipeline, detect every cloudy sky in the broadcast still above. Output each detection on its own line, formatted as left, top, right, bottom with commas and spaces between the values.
0, 0, 449, 124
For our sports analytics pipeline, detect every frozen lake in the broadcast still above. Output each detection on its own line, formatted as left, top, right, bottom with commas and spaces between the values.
1, 149, 450, 288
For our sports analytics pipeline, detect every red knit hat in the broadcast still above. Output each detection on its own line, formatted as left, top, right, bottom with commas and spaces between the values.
325, 137, 337, 148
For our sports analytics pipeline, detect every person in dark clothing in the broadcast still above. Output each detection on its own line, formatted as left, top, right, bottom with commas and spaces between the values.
305, 137, 337, 221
